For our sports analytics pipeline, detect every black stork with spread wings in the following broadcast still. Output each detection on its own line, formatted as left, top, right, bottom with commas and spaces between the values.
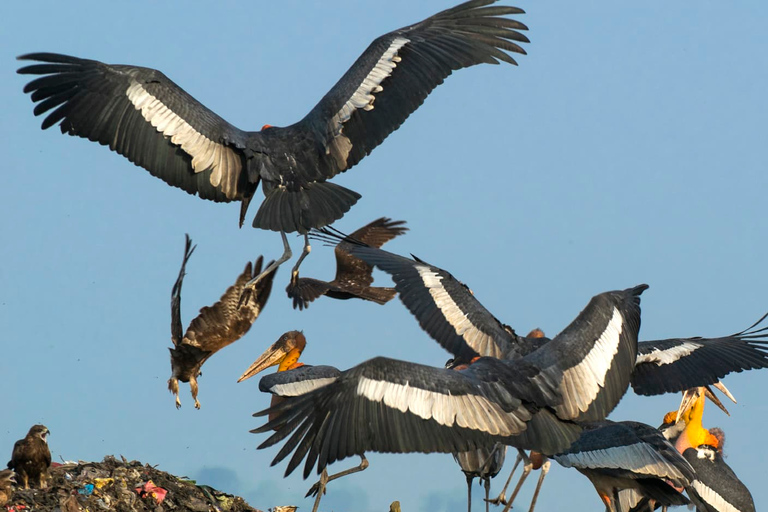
17, 0, 529, 292
286, 218, 407, 310
251, 284, 647, 480
168, 235, 276, 409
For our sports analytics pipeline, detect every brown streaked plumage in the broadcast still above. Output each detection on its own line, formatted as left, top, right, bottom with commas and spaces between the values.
7, 425, 50, 490
168, 234, 276, 409
286, 218, 407, 310
0, 469, 15, 506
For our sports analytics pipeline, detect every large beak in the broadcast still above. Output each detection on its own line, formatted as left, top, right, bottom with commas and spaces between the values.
237, 342, 290, 382
676, 385, 729, 422
712, 381, 737, 404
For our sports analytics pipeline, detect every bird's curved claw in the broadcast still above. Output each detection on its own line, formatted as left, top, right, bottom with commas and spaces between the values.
485, 496, 508, 506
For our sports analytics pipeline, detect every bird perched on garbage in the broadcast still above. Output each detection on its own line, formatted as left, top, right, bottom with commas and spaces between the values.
17, 0, 530, 292
168, 234, 276, 409
7, 425, 51, 489
0, 469, 15, 506
286, 218, 407, 310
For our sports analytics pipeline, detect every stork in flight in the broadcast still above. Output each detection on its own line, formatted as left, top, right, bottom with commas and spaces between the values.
17, 0, 530, 296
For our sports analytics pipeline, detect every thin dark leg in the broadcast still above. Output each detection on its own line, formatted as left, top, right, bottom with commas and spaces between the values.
487, 450, 524, 506
306, 455, 369, 498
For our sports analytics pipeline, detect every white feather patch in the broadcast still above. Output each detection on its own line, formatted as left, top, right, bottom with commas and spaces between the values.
555, 442, 687, 481
356, 376, 528, 436
125, 80, 242, 198
326, 36, 410, 169
415, 265, 504, 358
270, 377, 338, 397
556, 307, 624, 418
692, 480, 741, 512
636, 341, 701, 366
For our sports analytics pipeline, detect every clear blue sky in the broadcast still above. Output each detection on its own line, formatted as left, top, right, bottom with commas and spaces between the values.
2, 1, 767, 511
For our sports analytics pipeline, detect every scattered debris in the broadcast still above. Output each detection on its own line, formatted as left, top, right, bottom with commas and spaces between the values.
5, 456, 262, 512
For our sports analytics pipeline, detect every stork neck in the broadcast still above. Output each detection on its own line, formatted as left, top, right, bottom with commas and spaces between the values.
278, 348, 303, 372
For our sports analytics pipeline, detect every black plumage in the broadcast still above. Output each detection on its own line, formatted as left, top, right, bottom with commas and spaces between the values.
168, 234, 276, 409
17, 1, 529, 283
286, 218, 407, 310
252, 285, 646, 479
682, 443, 755, 512
326, 242, 768, 401
554, 421, 693, 512
631, 313, 768, 396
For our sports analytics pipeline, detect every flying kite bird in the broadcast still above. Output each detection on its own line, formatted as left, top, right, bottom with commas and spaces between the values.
17, 0, 530, 291
286, 218, 407, 310
0, 470, 15, 506
168, 234, 276, 409
252, 284, 647, 481
238, 331, 359, 512
7, 425, 51, 490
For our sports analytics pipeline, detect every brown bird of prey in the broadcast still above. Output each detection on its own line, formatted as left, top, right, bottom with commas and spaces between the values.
0, 469, 15, 506
168, 234, 277, 409
286, 217, 407, 310
7, 425, 51, 489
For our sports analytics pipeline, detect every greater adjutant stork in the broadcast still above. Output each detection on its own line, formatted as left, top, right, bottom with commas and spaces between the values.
17, 0, 530, 292
237, 331, 362, 512
251, 284, 647, 482
286, 218, 407, 310
327, 242, 768, 396
663, 388, 756, 512
553, 421, 694, 512
167, 235, 276, 409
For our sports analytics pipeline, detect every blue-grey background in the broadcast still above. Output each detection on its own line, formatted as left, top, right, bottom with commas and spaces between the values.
2, 1, 766, 510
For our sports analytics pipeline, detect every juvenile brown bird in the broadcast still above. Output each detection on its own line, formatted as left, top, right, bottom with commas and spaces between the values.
0, 469, 15, 506
287, 217, 407, 310
168, 234, 276, 409
7, 425, 51, 489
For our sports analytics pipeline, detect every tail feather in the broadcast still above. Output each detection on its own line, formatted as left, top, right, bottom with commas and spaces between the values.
253, 182, 361, 233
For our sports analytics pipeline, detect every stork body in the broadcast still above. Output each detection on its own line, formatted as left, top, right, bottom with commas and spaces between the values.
17, 0, 530, 288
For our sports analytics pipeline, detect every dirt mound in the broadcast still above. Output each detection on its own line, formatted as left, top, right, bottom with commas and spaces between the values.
5, 455, 268, 512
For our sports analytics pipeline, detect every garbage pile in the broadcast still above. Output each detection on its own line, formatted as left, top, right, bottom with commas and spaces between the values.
5, 456, 261, 512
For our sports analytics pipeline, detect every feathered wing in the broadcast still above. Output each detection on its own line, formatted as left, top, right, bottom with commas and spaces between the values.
17, 53, 253, 204
183, 256, 276, 353
259, 365, 343, 397
682, 447, 756, 512
171, 234, 196, 346
333, 218, 408, 287
286, 277, 333, 311
524, 285, 646, 422
297, 0, 529, 180
252, 356, 581, 479
631, 312, 768, 396
348, 245, 520, 360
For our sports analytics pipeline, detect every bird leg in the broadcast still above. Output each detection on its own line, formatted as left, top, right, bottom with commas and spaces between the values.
168, 378, 181, 409
309, 468, 329, 512
305, 455, 369, 499
290, 234, 312, 282
190, 376, 201, 410
487, 449, 525, 506
484, 477, 491, 512
527, 458, 550, 512
500, 450, 533, 512
466, 474, 474, 512
240, 231, 292, 306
